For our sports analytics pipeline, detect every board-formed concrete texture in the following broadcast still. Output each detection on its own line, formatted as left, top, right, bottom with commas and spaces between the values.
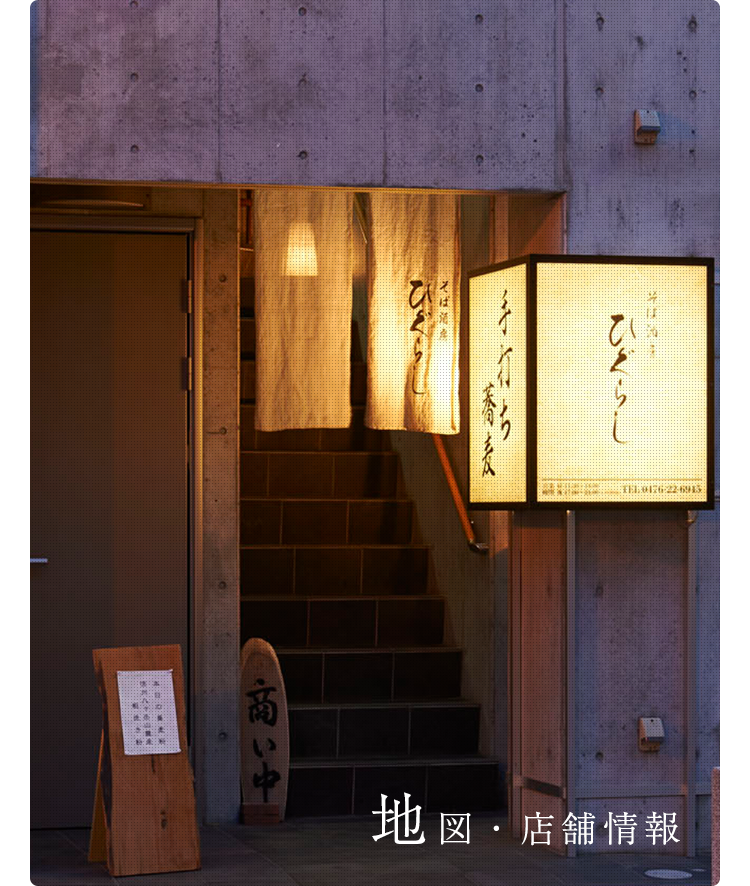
31, 0, 556, 189
561, 2, 719, 853
31, 0, 220, 182
563, 1, 719, 259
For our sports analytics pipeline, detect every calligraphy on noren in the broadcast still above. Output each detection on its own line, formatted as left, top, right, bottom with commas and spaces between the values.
409, 279, 451, 396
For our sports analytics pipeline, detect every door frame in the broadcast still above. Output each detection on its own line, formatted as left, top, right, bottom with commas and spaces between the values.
30, 213, 205, 808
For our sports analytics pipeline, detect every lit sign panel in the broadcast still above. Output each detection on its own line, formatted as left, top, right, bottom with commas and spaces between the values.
469, 255, 714, 508
469, 263, 528, 506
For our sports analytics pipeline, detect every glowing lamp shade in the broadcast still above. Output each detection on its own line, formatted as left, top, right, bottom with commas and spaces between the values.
469, 255, 714, 508
285, 221, 318, 276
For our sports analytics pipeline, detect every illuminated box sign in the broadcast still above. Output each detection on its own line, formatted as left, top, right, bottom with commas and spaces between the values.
469, 255, 714, 508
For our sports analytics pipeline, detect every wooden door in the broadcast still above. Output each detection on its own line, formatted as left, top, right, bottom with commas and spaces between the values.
31, 230, 190, 828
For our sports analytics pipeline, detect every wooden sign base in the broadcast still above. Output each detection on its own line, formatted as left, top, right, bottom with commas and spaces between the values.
89, 645, 200, 877
241, 803, 280, 825
88, 734, 107, 864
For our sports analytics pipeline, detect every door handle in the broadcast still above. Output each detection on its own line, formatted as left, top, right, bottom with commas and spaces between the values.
30, 558, 49, 564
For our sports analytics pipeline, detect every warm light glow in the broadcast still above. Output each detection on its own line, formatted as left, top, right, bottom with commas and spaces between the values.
536, 261, 709, 504
365, 192, 460, 434
285, 221, 318, 276
468, 257, 711, 506
469, 265, 527, 505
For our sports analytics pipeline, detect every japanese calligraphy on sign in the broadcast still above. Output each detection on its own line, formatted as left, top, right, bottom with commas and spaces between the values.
240, 638, 290, 821
469, 256, 712, 507
117, 670, 181, 756
469, 263, 527, 505
536, 261, 710, 504
246, 677, 281, 801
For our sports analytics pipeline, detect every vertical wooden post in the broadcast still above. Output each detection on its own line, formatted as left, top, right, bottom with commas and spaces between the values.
685, 511, 698, 856
512, 511, 569, 855
509, 513, 523, 840
565, 510, 576, 858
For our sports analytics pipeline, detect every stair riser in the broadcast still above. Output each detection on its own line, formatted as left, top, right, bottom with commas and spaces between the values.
241, 406, 390, 453
285, 762, 503, 817
241, 547, 429, 596
278, 650, 463, 704
290, 705, 481, 759
241, 500, 414, 546
241, 598, 444, 648
241, 452, 398, 499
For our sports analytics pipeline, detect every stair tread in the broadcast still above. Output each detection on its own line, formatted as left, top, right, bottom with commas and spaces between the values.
240, 496, 405, 501
289, 699, 478, 710
243, 595, 440, 602
241, 452, 396, 458
290, 754, 499, 769
240, 543, 430, 550
241, 357, 368, 366
278, 645, 461, 654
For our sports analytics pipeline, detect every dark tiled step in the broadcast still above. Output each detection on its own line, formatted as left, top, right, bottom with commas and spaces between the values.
240, 451, 399, 499
276, 648, 463, 704
241, 405, 390, 453
286, 756, 503, 817
240, 596, 444, 649
240, 499, 414, 546
289, 701, 480, 759
241, 359, 366, 404
240, 545, 429, 596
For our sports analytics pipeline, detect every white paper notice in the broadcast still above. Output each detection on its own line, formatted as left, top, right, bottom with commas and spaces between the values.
117, 670, 181, 756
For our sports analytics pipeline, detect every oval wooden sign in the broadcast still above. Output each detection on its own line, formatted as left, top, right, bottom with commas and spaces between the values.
240, 638, 290, 823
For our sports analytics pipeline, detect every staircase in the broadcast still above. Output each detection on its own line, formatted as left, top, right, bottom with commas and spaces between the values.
240, 280, 502, 817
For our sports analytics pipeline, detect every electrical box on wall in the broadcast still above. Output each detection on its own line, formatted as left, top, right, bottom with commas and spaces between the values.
638, 717, 665, 752
634, 109, 661, 145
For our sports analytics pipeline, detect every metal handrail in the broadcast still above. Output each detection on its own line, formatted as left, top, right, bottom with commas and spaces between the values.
432, 434, 488, 554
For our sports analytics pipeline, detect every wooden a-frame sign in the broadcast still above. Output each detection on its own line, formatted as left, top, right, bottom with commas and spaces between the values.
88, 645, 200, 877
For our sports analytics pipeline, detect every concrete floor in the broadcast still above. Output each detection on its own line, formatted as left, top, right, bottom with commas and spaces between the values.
31, 816, 712, 886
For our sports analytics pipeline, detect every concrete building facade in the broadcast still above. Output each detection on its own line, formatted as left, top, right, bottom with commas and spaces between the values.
30, 0, 719, 855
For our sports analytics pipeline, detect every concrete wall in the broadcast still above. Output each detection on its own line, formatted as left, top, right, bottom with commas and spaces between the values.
31, 0, 557, 189
560, 0, 719, 852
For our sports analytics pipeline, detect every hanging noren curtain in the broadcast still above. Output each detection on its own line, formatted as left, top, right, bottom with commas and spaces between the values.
254, 189, 353, 431
366, 192, 461, 434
